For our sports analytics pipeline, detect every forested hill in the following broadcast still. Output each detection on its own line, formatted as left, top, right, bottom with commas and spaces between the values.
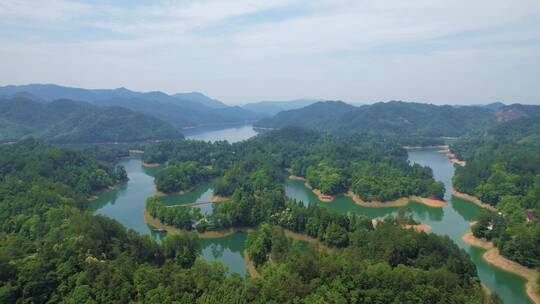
255, 101, 497, 145
451, 114, 540, 269
0, 84, 260, 128
0, 97, 182, 143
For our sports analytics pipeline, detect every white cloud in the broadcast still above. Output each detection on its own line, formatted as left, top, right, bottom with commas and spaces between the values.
0, 0, 539, 104
0, 0, 92, 24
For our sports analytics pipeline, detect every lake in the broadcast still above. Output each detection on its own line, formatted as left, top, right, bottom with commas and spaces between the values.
88, 126, 531, 303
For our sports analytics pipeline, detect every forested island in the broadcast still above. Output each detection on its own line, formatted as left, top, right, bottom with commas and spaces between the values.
0, 138, 500, 303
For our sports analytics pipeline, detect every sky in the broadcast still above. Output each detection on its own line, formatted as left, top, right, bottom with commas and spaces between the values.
1, 0, 539, 105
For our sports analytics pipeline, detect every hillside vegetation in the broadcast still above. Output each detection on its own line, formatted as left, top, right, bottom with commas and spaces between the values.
452, 114, 540, 268
256, 101, 497, 145
0, 97, 182, 143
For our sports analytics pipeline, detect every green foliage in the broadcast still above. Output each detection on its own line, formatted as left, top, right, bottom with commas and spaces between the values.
243, 223, 483, 303
453, 117, 540, 267
146, 197, 202, 230
155, 162, 211, 193
0, 136, 487, 303
350, 162, 444, 201
255, 100, 497, 145
246, 224, 286, 267
162, 232, 201, 268
0, 97, 182, 143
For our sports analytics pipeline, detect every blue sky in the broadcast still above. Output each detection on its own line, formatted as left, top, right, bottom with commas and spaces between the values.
1, 0, 539, 105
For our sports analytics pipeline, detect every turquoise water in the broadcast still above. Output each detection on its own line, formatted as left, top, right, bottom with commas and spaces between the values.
184, 124, 257, 143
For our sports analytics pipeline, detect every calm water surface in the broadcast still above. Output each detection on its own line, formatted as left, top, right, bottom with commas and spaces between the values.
184, 124, 257, 143
89, 128, 531, 302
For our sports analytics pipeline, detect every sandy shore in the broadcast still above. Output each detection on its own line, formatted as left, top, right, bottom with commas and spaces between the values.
305, 183, 335, 202
463, 228, 540, 303
402, 223, 432, 233
451, 188, 498, 211
141, 161, 161, 167
372, 218, 432, 233
288, 175, 306, 181
346, 191, 447, 208
244, 250, 261, 278
462, 232, 493, 250
447, 152, 466, 166
155, 189, 187, 197
211, 195, 230, 203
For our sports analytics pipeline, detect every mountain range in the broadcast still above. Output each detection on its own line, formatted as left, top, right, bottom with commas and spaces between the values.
0, 84, 259, 129
254, 100, 524, 144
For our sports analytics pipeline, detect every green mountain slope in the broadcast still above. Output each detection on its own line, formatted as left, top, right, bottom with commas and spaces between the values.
0, 84, 260, 128
255, 100, 497, 144
0, 97, 182, 143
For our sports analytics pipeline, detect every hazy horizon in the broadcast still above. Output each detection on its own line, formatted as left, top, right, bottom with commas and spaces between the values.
0, 82, 521, 107
1, 1, 539, 105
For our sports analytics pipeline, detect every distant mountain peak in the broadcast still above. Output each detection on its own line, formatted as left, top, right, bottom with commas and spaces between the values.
483, 102, 506, 110
172, 92, 227, 109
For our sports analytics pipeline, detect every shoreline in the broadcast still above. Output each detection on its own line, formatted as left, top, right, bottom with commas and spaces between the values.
462, 230, 539, 304
451, 188, 498, 211
141, 160, 161, 167
304, 182, 335, 202
446, 151, 466, 166
244, 250, 260, 278
143, 210, 254, 238
86, 183, 118, 201
211, 195, 231, 203
346, 191, 447, 208
372, 219, 432, 233
403, 144, 449, 149
155, 189, 186, 197
288, 175, 306, 181
402, 223, 432, 233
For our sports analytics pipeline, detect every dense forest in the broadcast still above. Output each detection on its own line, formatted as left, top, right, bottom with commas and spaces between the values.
255, 101, 497, 145
154, 162, 212, 194
245, 222, 489, 303
452, 116, 540, 268
0, 97, 182, 143
0, 139, 498, 303
144, 127, 444, 204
